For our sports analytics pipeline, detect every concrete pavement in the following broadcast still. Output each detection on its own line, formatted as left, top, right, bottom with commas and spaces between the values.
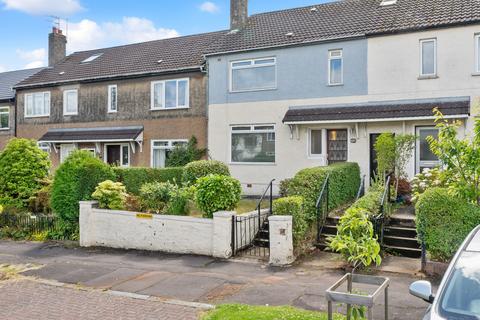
0, 240, 435, 319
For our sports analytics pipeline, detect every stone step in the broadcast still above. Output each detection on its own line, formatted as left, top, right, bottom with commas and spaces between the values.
321, 224, 337, 236
387, 217, 416, 228
253, 238, 269, 248
384, 245, 422, 259
383, 235, 420, 249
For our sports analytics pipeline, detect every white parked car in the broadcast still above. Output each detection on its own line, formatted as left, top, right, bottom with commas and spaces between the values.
410, 225, 480, 319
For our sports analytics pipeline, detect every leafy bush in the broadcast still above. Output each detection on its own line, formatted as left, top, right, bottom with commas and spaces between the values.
0, 138, 51, 208
124, 194, 142, 212
167, 187, 190, 216
51, 150, 116, 224
411, 168, 445, 202
279, 178, 293, 197
286, 163, 360, 221
273, 196, 307, 245
195, 175, 241, 218
114, 167, 183, 195
416, 187, 480, 261
139, 181, 176, 214
374, 133, 395, 180
28, 177, 52, 215
183, 160, 230, 185
92, 180, 127, 210
165, 136, 207, 167
350, 190, 383, 217
328, 207, 382, 269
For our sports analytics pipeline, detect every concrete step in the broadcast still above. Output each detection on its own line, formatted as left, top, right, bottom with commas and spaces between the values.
387, 217, 416, 228
321, 224, 337, 236
384, 245, 422, 259
253, 238, 269, 248
384, 226, 417, 238
383, 235, 420, 249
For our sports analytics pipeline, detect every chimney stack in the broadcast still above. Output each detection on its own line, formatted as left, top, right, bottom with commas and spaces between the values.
48, 27, 67, 67
230, 0, 248, 30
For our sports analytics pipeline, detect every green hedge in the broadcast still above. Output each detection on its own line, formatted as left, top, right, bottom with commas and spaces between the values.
182, 160, 230, 185
416, 187, 480, 262
350, 190, 383, 217
114, 167, 183, 195
273, 196, 307, 245
287, 162, 361, 221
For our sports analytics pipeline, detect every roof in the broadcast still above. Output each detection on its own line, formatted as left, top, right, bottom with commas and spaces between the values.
16, 30, 228, 88
38, 126, 144, 143
0, 68, 43, 101
209, 0, 480, 55
282, 97, 470, 123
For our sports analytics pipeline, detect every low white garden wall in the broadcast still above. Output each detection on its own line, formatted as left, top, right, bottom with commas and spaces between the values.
79, 201, 233, 258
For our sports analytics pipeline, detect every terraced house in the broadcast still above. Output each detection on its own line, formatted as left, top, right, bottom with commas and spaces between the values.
14, 27, 226, 168
207, 0, 480, 194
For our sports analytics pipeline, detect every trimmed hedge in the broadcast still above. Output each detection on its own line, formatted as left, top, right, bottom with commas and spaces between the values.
416, 187, 480, 262
182, 160, 230, 185
195, 174, 241, 218
273, 196, 307, 245
287, 163, 361, 221
114, 167, 183, 195
350, 190, 383, 217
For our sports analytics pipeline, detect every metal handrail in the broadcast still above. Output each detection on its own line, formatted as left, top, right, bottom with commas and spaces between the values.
316, 174, 330, 243
256, 179, 275, 228
374, 174, 392, 245
355, 175, 366, 201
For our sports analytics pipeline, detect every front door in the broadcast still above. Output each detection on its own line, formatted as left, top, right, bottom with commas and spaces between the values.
370, 133, 382, 181
327, 129, 348, 164
106, 145, 121, 165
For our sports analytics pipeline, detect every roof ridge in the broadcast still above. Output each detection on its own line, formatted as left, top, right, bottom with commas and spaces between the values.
249, 0, 348, 18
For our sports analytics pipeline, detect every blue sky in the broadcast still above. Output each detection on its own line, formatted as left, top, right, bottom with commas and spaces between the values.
0, 0, 334, 72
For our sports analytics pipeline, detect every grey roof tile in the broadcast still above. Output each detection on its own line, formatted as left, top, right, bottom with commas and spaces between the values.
0, 68, 43, 101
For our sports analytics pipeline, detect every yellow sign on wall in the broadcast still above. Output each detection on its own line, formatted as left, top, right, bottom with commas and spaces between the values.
136, 213, 153, 219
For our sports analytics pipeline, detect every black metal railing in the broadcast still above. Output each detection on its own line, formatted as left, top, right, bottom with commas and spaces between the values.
0, 213, 58, 234
255, 179, 275, 228
373, 174, 393, 246
316, 174, 330, 243
355, 175, 366, 201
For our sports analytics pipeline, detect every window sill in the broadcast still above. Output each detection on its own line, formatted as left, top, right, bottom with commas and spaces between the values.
229, 87, 277, 94
472, 72, 480, 77
107, 110, 118, 114
24, 115, 50, 119
327, 83, 344, 87
0, 128, 10, 131
229, 162, 276, 166
150, 107, 190, 111
64, 113, 78, 116
417, 75, 438, 80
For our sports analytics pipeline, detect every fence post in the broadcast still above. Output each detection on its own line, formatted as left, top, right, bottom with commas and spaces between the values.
213, 211, 235, 259
79, 201, 98, 247
268, 215, 294, 266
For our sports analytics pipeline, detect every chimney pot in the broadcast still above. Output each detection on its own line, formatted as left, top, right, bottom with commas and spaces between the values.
230, 0, 248, 30
49, 27, 67, 67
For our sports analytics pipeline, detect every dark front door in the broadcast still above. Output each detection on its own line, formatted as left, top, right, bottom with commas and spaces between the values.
370, 133, 382, 181
106, 145, 121, 165
327, 129, 348, 164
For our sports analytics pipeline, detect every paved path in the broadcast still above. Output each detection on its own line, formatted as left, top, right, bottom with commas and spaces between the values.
0, 241, 436, 319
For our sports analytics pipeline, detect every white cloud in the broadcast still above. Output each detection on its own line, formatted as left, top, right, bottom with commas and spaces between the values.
199, 1, 219, 13
2, 0, 83, 16
67, 17, 179, 52
0, 65, 7, 73
16, 48, 46, 69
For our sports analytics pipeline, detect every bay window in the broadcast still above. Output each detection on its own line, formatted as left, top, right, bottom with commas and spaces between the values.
231, 125, 275, 163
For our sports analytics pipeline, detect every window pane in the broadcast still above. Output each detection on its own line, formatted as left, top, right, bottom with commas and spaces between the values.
422, 41, 435, 75
419, 129, 438, 161
153, 82, 163, 109
110, 86, 117, 111
0, 112, 9, 128
152, 148, 166, 168
65, 91, 77, 113
232, 65, 276, 91
44, 93, 50, 115
34, 93, 43, 115
178, 80, 187, 107
232, 61, 252, 67
26, 95, 33, 115
231, 132, 275, 163
310, 130, 322, 155
232, 126, 251, 131
122, 145, 129, 166
254, 58, 275, 65
165, 80, 177, 108
330, 58, 342, 84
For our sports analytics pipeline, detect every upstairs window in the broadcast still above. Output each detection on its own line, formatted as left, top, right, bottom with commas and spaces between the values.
108, 85, 117, 113
0, 107, 9, 129
328, 49, 343, 85
230, 57, 276, 92
475, 34, 480, 73
63, 89, 78, 116
231, 125, 275, 163
25, 92, 50, 117
151, 78, 189, 110
420, 39, 437, 77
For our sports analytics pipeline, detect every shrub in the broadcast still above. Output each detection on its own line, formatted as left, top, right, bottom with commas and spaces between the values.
167, 187, 190, 216
124, 194, 142, 212
114, 167, 183, 195
416, 187, 480, 261
92, 180, 127, 210
328, 207, 382, 269
0, 138, 51, 208
139, 181, 176, 214
51, 150, 116, 224
411, 168, 445, 202
273, 196, 307, 245
350, 190, 383, 217
279, 178, 293, 197
165, 136, 207, 167
28, 177, 52, 215
183, 160, 230, 185
374, 133, 395, 180
195, 175, 241, 218
287, 163, 360, 221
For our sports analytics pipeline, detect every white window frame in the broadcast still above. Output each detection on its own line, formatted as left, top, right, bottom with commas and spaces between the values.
150, 78, 190, 110
308, 129, 324, 159
107, 85, 117, 113
230, 124, 276, 164
24, 92, 50, 118
0, 106, 9, 130
60, 144, 76, 163
419, 38, 437, 77
63, 89, 78, 116
150, 139, 189, 168
103, 143, 130, 167
415, 126, 440, 174
229, 57, 277, 93
475, 34, 480, 73
38, 142, 51, 153
328, 49, 343, 85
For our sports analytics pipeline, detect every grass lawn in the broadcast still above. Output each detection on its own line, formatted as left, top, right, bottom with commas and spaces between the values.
202, 304, 345, 320
189, 199, 269, 217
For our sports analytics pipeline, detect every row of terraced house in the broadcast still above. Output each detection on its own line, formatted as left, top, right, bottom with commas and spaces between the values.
1, 0, 480, 195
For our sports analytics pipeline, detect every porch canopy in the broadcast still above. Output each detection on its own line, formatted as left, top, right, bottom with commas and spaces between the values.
282, 97, 470, 125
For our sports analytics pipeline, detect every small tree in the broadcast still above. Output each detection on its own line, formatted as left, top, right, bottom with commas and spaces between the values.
0, 138, 51, 208
428, 108, 480, 205
393, 134, 416, 196
374, 133, 395, 182
165, 136, 207, 167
